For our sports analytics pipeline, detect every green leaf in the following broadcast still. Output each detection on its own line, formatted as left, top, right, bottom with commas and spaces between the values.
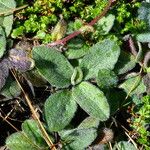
95, 14, 115, 35
72, 81, 110, 121
0, 0, 16, 36
22, 120, 48, 148
44, 90, 77, 131
114, 50, 136, 75
6, 120, 49, 150
6, 132, 46, 150
65, 38, 90, 59
71, 67, 83, 86
59, 128, 97, 150
96, 69, 118, 89
113, 141, 137, 150
119, 76, 146, 97
78, 117, 100, 129
0, 76, 21, 100
0, 26, 6, 58
80, 39, 120, 80
136, 33, 150, 43
32, 46, 73, 88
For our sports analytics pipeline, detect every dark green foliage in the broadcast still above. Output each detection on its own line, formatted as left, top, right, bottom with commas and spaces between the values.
1, 0, 150, 150
44, 90, 77, 131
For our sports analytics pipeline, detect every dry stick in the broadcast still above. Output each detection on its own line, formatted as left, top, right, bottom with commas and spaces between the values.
47, 0, 114, 47
0, 5, 28, 16
11, 70, 56, 150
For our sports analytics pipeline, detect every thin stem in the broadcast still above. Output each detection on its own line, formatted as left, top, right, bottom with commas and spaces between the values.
11, 70, 56, 150
47, 0, 114, 47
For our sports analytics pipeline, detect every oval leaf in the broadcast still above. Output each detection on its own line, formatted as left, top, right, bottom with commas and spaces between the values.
0, 0, 16, 36
59, 128, 97, 150
80, 39, 120, 80
72, 82, 110, 121
33, 46, 73, 88
44, 90, 77, 131
22, 119, 49, 148
0, 26, 6, 58
6, 132, 43, 150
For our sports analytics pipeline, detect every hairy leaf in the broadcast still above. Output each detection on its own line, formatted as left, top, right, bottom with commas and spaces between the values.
6, 132, 46, 150
71, 67, 83, 86
65, 38, 90, 59
6, 120, 49, 150
44, 90, 77, 131
0, 0, 16, 36
72, 82, 110, 121
113, 141, 137, 150
0, 26, 6, 58
114, 50, 136, 75
96, 69, 118, 89
22, 119, 48, 148
33, 46, 73, 88
119, 76, 146, 97
59, 128, 97, 150
0, 59, 9, 91
80, 39, 120, 79
94, 14, 115, 35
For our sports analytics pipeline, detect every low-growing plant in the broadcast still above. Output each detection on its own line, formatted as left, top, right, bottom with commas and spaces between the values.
0, 0, 150, 150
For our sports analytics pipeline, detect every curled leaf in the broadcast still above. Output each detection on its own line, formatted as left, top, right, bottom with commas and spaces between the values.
8, 48, 34, 72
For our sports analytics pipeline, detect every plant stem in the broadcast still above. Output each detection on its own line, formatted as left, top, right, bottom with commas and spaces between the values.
47, 0, 114, 47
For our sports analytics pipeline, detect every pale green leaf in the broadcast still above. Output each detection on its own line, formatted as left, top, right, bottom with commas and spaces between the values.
114, 50, 136, 75
44, 90, 77, 131
0, 0, 16, 36
65, 38, 90, 59
119, 76, 146, 97
95, 14, 115, 35
80, 39, 120, 80
32, 46, 73, 88
72, 81, 110, 121
71, 67, 83, 86
0, 26, 6, 58
96, 69, 118, 89
59, 128, 97, 150
22, 119, 49, 148
6, 132, 45, 150
113, 141, 137, 150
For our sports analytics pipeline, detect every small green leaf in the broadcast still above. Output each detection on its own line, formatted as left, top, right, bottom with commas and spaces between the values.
113, 141, 137, 150
59, 128, 97, 150
0, 0, 16, 36
32, 46, 73, 88
114, 50, 136, 75
6, 132, 45, 150
44, 90, 77, 131
22, 120, 49, 148
71, 67, 83, 86
80, 39, 120, 80
119, 76, 146, 97
78, 117, 100, 129
136, 33, 150, 42
0, 26, 6, 58
6, 120, 49, 150
95, 14, 115, 35
65, 38, 90, 59
72, 81, 110, 121
96, 69, 118, 89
